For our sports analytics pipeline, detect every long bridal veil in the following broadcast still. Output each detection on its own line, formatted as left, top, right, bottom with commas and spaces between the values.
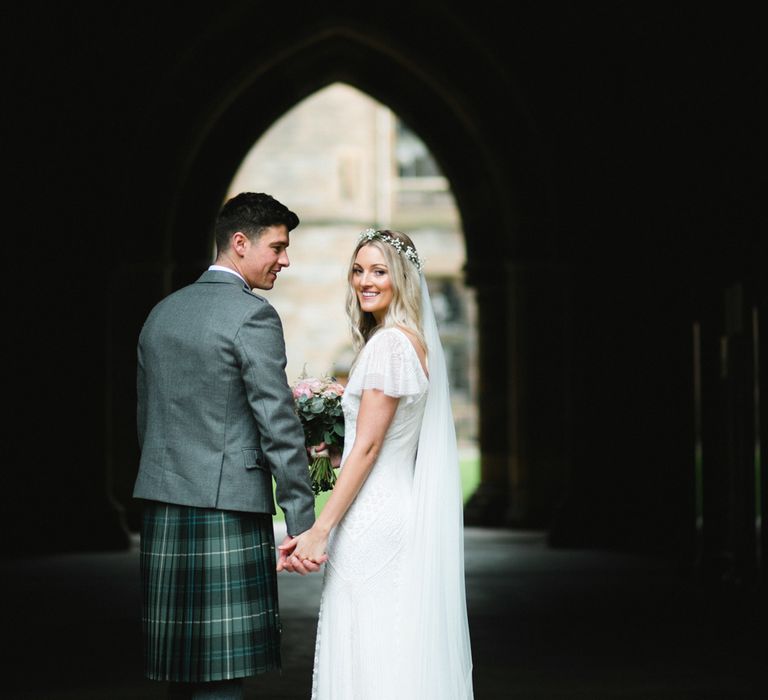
401, 274, 474, 698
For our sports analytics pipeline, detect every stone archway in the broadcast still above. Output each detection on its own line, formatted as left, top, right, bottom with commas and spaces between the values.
12, 4, 755, 561
111, 22, 559, 531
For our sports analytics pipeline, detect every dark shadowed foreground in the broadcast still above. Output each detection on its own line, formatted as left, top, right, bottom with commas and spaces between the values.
3, 525, 765, 699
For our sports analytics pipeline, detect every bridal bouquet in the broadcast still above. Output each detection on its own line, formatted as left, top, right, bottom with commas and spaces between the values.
291, 372, 345, 494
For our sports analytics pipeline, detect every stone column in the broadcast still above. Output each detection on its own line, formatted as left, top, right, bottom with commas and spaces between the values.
717, 283, 760, 582
503, 260, 571, 528
463, 262, 510, 526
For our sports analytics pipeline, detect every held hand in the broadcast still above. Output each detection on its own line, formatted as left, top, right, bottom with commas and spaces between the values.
313, 441, 342, 469
285, 526, 329, 574
277, 530, 327, 575
306, 444, 322, 461
276, 535, 319, 575
276, 535, 297, 572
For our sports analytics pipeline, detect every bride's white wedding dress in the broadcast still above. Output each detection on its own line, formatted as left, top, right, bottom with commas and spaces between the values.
312, 275, 474, 700
311, 328, 428, 700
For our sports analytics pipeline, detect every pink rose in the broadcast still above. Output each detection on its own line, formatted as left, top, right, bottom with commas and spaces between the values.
292, 382, 313, 399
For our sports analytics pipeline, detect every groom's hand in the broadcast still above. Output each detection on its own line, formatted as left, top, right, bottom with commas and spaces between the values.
276, 535, 297, 572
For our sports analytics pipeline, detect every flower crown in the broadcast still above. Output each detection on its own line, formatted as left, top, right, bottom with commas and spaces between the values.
357, 228, 424, 272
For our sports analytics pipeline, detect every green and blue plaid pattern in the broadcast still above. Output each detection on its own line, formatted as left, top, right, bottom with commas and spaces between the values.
140, 502, 281, 682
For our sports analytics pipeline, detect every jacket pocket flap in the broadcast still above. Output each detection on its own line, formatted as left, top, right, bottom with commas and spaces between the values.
243, 447, 265, 470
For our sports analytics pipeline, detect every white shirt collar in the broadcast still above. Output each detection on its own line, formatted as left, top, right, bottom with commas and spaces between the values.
208, 265, 249, 288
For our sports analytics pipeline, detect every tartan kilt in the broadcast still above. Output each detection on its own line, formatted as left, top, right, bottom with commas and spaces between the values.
139, 501, 281, 682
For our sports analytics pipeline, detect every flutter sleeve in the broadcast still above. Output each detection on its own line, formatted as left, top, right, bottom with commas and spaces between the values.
347, 328, 428, 405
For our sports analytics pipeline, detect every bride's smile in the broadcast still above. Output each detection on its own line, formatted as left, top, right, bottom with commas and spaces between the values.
351, 244, 394, 322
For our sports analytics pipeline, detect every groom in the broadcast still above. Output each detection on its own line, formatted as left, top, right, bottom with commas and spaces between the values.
133, 192, 319, 700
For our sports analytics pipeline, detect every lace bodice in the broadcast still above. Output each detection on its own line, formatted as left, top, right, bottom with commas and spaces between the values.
340, 327, 428, 468
332, 328, 428, 574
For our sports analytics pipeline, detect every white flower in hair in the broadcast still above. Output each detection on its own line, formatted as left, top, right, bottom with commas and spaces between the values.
357, 228, 424, 271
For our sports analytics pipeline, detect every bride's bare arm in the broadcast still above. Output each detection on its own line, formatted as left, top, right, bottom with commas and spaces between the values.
284, 388, 399, 566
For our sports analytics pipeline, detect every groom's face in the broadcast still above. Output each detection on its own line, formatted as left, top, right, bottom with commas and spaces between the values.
241, 225, 291, 290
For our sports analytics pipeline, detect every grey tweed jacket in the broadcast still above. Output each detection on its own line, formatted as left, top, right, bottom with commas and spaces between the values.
133, 269, 315, 536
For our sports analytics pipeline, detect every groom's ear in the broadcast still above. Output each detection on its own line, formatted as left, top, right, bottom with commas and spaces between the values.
230, 231, 249, 256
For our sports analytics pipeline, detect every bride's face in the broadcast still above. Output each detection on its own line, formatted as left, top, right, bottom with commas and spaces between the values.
351, 244, 394, 323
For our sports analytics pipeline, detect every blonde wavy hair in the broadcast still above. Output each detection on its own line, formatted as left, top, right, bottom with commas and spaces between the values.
346, 229, 426, 354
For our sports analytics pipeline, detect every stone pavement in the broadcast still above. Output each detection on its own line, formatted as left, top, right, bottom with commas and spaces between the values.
3, 524, 765, 699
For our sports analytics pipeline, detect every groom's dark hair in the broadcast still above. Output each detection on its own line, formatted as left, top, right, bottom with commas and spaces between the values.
214, 192, 300, 253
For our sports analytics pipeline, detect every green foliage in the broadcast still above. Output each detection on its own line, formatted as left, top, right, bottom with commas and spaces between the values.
295, 394, 344, 448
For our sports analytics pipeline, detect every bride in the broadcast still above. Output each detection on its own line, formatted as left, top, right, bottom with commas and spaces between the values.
279, 228, 474, 699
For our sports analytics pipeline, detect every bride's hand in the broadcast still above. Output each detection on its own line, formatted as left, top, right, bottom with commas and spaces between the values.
290, 527, 329, 569
313, 441, 342, 469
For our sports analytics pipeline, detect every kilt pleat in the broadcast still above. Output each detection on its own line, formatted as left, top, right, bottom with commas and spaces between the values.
140, 502, 281, 682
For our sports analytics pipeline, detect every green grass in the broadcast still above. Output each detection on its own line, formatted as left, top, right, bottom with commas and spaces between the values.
272, 456, 480, 522
459, 455, 481, 503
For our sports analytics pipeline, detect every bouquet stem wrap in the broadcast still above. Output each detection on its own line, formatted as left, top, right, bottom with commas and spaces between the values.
308, 446, 335, 493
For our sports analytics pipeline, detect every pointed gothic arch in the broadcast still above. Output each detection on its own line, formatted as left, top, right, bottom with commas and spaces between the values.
113, 21, 560, 532
123, 25, 548, 273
